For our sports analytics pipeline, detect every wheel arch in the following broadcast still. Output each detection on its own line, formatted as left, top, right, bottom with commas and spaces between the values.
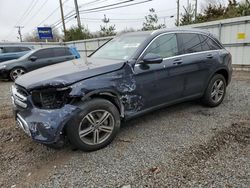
214, 69, 229, 85
10, 66, 27, 72
9, 66, 27, 80
80, 90, 125, 118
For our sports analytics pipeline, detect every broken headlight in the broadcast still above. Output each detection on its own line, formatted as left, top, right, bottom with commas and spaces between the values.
31, 88, 71, 109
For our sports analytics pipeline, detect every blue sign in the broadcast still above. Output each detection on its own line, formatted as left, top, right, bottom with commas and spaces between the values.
37, 27, 53, 39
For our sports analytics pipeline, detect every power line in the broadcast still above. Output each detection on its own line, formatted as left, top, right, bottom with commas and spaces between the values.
5, 0, 36, 39
52, 1, 103, 25
15, 0, 37, 25
79, 0, 108, 8
79, 13, 175, 21
53, 0, 153, 29
37, 0, 70, 26
79, 0, 134, 12
79, 0, 153, 14
23, 0, 49, 26
51, 0, 129, 29
18, 0, 40, 25
63, 0, 152, 22
52, 0, 136, 27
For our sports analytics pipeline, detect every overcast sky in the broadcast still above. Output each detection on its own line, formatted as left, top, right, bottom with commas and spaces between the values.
0, 0, 210, 42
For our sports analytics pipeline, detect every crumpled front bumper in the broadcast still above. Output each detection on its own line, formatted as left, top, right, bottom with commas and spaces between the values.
12, 96, 80, 144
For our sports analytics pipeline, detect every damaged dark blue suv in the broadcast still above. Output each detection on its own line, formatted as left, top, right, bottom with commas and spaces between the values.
11, 28, 232, 151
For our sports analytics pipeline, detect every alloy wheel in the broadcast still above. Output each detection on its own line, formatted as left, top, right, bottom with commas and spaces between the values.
78, 110, 115, 145
211, 79, 225, 103
11, 68, 25, 80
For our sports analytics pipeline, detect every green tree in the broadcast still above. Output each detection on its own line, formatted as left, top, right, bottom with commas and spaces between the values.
180, 0, 250, 25
99, 25, 116, 37
142, 8, 165, 31
64, 26, 92, 41
237, 0, 250, 16
195, 3, 226, 23
179, 3, 195, 26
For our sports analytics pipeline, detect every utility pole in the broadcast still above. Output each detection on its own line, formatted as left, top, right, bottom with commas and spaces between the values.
15, 26, 24, 42
194, 0, 198, 21
74, 0, 81, 29
59, 0, 66, 36
177, 0, 180, 26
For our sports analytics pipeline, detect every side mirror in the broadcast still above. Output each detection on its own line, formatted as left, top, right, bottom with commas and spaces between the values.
141, 53, 163, 64
29, 56, 37, 61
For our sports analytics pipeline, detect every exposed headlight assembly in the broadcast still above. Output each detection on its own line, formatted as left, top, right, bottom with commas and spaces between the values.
31, 87, 71, 109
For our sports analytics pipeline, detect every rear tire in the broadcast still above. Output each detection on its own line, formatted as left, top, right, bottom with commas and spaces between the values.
66, 99, 120, 151
202, 74, 226, 107
10, 67, 26, 81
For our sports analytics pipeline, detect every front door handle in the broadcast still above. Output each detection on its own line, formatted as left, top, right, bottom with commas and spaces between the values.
206, 54, 213, 59
173, 58, 183, 65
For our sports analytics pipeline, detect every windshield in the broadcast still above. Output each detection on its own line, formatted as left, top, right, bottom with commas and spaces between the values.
91, 34, 149, 60
18, 50, 35, 60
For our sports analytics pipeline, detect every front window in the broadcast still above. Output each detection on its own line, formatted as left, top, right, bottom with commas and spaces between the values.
91, 34, 149, 60
144, 34, 178, 59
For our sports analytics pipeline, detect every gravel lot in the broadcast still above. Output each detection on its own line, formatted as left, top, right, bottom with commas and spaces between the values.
0, 71, 249, 188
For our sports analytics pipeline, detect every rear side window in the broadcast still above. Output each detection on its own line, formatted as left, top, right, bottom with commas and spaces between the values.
199, 35, 222, 50
53, 48, 72, 57
144, 33, 178, 58
178, 33, 202, 54
3, 47, 21, 53
32, 49, 53, 59
1, 46, 30, 53
19, 47, 31, 52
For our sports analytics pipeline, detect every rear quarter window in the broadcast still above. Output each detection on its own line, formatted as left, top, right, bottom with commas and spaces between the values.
207, 37, 222, 50
199, 35, 222, 51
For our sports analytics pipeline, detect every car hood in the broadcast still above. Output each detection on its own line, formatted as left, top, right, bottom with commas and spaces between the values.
0, 58, 19, 65
15, 57, 126, 91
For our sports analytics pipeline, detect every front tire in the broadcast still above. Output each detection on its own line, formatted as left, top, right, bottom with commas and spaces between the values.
10, 67, 26, 81
66, 99, 120, 151
202, 74, 226, 107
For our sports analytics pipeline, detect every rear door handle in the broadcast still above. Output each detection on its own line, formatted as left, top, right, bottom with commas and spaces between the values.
206, 54, 213, 59
173, 58, 183, 65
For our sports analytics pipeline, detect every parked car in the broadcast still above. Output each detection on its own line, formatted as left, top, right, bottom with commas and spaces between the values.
0, 46, 79, 80
11, 28, 232, 151
0, 46, 32, 63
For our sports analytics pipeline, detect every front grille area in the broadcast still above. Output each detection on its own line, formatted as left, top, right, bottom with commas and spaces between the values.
16, 87, 29, 97
12, 85, 29, 108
